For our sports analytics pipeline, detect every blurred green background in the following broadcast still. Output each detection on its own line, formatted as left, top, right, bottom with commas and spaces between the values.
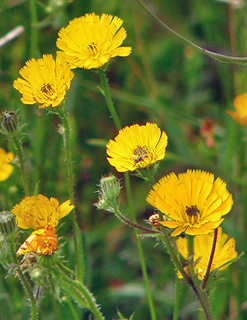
1, 0, 247, 319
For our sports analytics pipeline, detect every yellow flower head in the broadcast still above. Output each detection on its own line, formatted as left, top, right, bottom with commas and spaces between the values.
227, 93, 247, 126
176, 228, 238, 279
13, 52, 74, 108
0, 148, 14, 181
56, 13, 131, 69
17, 225, 58, 256
147, 170, 233, 236
106, 123, 168, 172
11, 194, 74, 230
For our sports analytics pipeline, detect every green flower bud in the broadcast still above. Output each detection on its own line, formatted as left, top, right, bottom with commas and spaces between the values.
99, 175, 121, 202
95, 175, 121, 212
0, 211, 18, 240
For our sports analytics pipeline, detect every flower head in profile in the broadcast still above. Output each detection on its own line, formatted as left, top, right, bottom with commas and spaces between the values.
227, 93, 247, 126
147, 170, 233, 236
56, 13, 131, 69
0, 148, 14, 181
11, 194, 74, 230
13, 52, 74, 108
176, 228, 238, 279
106, 123, 168, 172
17, 226, 58, 256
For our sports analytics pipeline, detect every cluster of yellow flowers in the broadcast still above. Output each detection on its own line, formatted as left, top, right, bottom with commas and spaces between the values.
10, 11, 238, 282
13, 13, 131, 109
106, 121, 237, 280
11, 12, 131, 256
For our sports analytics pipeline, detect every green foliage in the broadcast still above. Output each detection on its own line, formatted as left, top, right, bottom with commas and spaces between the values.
0, 0, 246, 319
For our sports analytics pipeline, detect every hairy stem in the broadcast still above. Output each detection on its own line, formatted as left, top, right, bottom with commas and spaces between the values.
10, 243, 37, 320
57, 105, 84, 282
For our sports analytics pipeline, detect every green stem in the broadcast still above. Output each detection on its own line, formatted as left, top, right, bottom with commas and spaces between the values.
28, 0, 39, 58
56, 264, 105, 320
187, 236, 215, 320
13, 137, 30, 196
10, 243, 37, 320
98, 69, 122, 130
112, 202, 163, 234
173, 275, 181, 320
124, 172, 157, 320
135, 0, 247, 66
62, 291, 81, 320
98, 67, 157, 320
57, 105, 84, 283
161, 228, 191, 282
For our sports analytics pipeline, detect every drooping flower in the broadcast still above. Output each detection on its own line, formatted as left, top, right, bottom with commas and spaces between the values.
176, 228, 238, 280
12, 195, 74, 256
227, 93, 247, 126
147, 170, 233, 236
0, 148, 14, 181
106, 123, 168, 172
16, 225, 58, 256
56, 13, 131, 69
13, 52, 74, 108
12, 194, 74, 230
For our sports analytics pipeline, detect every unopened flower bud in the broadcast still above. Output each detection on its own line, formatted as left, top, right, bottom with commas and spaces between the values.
1, 111, 19, 134
99, 175, 121, 202
0, 211, 18, 239
95, 175, 121, 213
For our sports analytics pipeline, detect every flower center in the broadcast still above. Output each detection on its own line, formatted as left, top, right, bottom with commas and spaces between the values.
87, 42, 99, 57
185, 205, 200, 224
132, 146, 149, 165
41, 83, 55, 97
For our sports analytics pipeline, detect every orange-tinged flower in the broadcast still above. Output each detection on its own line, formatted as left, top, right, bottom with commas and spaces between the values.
176, 228, 238, 279
0, 148, 14, 181
106, 123, 168, 172
13, 52, 74, 108
11, 194, 74, 230
17, 225, 58, 256
147, 170, 233, 236
227, 93, 247, 126
56, 13, 131, 69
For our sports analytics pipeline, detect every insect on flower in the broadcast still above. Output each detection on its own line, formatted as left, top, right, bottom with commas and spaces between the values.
148, 213, 161, 228
134, 154, 148, 164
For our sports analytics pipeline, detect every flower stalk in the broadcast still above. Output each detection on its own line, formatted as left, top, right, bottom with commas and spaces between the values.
98, 68, 122, 131
98, 70, 157, 320
10, 243, 37, 320
28, 0, 39, 58
187, 236, 215, 320
124, 172, 157, 320
56, 263, 105, 320
57, 104, 84, 283
12, 137, 30, 196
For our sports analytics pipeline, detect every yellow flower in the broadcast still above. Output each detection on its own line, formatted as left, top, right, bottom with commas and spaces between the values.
17, 225, 58, 256
147, 170, 233, 236
56, 13, 131, 69
227, 93, 247, 126
0, 148, 14, 181
106, 123, 168, 172
11, 194, 74, 230
13, 52, 74, 108
176, 228, 238, 280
